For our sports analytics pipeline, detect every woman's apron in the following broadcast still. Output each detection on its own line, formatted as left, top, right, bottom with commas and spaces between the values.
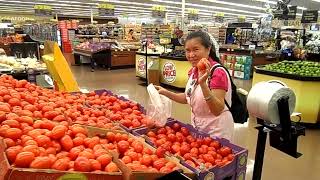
185, 66, 234, 140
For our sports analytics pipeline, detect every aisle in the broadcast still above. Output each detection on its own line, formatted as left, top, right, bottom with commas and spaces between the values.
71, 65, 320, 180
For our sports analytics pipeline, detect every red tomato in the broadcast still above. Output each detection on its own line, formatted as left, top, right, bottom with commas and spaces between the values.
210, 141, 221, 149
167, 134, 176, 142
94, 149, 108, 159
52, 158, 70, 171
157, 128, 167, 135
90, 159, 102, 171
197, 59, 207, 71
2, 120, 20, 128
227, 154, 235, 161
73, 137, 84, 146
114, 133, 123, 142
96, 154, 112, 168
74, 157, 91, 172
8, 98, 21, 107
105, 162, 119, 172
160, 166, 172, 173
22, 144, 40, 156
127, 151, 139, 161
219, 147, 232, 157
140, 154, 152, 166
117, 140, 129, 154
180, 127, 190, 136
79, 150, 95, 159
60, 135, 74, 151
35, 135, 51, 148
51, 125, 67, 139
4, 128, 22, 140
171, 123, 181, 132
6, 146, 22, 163
122, 156, 132, 164
180, 144, 191, 156
203, 137, 212, 145
14, 151, 35, 168
133, 142, 144, 153
45, 147, 57, 155
30, 156, 52, 169
153, 158, 167, 170
183, 153, 193, 161
203, 154, 215, 164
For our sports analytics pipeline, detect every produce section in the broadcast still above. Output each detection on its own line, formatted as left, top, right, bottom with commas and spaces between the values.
0, 74, 247, 180
1, 0, 319, 179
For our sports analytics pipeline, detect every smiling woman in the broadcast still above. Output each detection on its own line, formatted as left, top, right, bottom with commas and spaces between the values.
156, 31, 234, 140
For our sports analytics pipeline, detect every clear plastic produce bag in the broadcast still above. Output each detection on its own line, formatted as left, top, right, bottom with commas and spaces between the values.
146, 84, 172, 127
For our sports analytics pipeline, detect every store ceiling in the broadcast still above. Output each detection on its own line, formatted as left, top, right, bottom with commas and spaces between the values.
0, 0, 319, 22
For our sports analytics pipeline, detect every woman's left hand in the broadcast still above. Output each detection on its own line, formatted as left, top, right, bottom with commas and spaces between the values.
198, 60, 211, 85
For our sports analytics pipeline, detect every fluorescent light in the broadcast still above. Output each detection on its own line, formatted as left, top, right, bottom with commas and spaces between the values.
200, 0, 265, 10
152, 0, 266, 16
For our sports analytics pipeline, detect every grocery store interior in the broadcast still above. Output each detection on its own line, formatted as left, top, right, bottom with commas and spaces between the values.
0, 0, 319, 180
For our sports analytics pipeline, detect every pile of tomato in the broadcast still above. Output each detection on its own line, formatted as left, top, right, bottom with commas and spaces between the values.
146, 122, 235, 169
0, 74, 150, 173
0, 74, 237, 175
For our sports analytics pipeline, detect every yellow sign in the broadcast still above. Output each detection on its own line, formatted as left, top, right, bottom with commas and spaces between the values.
98, 3, 115, 9
58, 173, 87, 180
34, 5, 52, 10
238, 15, 246, 19
152, 5, 166, 12
216, 12, 225, 17
188, 8, 199, 15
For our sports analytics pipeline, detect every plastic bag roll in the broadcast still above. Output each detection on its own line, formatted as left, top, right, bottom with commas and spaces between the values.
247, 81, 296, 124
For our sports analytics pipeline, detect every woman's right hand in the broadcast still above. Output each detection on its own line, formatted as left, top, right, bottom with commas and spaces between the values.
154, 85, 167, 95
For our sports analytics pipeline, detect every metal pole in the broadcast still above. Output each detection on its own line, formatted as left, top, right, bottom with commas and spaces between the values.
252, 125, 268, 180
90, 7, 93, 24
181, 0, 185, 30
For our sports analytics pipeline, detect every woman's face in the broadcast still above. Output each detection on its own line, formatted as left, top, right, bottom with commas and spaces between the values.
185, 38, 210, 67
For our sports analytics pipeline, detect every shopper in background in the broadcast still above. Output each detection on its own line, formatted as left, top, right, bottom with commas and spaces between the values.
127, 29, 136, 41
156, 31, 234, 140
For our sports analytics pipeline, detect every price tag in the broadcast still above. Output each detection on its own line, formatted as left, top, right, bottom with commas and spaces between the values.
58, 174, 87, 180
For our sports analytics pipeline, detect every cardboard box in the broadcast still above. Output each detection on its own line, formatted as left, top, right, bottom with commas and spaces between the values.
0, 139, 123, 180
85, 126, 195, 180
133, 119, 248, 180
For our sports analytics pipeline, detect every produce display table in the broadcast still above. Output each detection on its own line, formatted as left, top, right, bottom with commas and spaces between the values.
159, 55, 192, 89
253, 66, 320, 124
73, 48, 111, 71
111, 49, 137, 69
135, 51, 160, 79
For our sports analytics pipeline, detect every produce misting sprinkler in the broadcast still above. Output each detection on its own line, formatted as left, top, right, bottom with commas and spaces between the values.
247, 81, 305, 180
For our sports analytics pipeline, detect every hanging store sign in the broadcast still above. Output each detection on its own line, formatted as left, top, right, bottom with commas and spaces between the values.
238, 15, 246, 23
34, 5, 52, 17
98, 3, 115, 16
188, 8, 199, 21
273, 6, 297, 20
301, 10, 318, 23
152, 5, 166, 18
215, 12, 224, 23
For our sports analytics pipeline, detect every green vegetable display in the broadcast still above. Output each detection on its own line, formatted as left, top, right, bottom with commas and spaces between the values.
263, 60, 320, 77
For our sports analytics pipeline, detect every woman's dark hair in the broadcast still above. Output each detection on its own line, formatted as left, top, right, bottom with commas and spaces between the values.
185, 31, 220, 63
129, 29, 134, 33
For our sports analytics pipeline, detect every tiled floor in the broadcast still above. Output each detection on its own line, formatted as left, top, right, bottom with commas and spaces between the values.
71, 65, 320, 180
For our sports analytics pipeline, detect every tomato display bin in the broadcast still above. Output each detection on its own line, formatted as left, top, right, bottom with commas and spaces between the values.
83, 125, 195, 180
132, 119, 248, 180
0, 139, 123, 180
107, 133, 195, 180
94, 89, 146, 114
